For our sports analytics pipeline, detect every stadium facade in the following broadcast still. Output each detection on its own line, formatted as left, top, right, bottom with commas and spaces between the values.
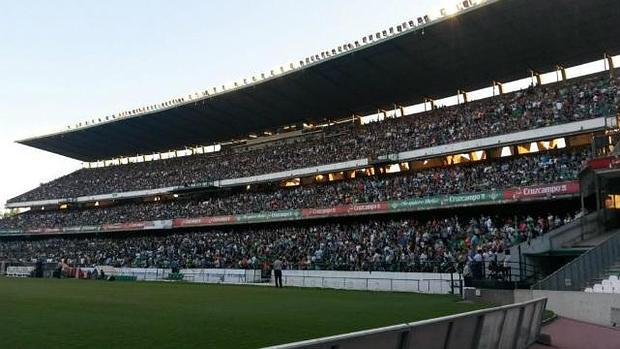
2, 0, 619, 236
2, 0, 620, 303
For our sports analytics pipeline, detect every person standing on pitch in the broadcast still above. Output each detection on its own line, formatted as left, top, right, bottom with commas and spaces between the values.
273, 258, 283, 288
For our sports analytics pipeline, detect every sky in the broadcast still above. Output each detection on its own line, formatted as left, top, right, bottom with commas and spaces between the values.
0, 0, 445, 209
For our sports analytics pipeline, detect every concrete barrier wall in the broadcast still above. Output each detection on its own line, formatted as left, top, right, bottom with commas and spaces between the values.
99, 267, 261, 284
78, 267, 460, 293
263, 298, 547, 349
277, 270, 461, 294
5, 266, 34, 277
515, 289, 620, 327
465, 287, 620, 327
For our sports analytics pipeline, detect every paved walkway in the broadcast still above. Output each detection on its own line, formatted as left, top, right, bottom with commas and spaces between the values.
530, 317, 620, 349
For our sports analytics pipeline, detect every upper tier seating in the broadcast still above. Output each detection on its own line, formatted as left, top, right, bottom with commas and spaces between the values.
9, 73, 619, 203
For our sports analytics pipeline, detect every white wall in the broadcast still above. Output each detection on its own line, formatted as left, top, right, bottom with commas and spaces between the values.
78, 267, 460, 294
277, 270, 460, 294
515, 289, 620, 327
99, 267, 261, 284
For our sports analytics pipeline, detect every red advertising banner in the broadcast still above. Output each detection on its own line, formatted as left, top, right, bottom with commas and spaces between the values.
586, 157, 613, 170
503, 181, 580, 200
173, 215, 237, 228
302, 202, 389, 218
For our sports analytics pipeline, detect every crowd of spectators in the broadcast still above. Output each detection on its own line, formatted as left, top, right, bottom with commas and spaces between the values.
0, 212, 580, 273
10, 72, 618, 202
0, 148, 589, 230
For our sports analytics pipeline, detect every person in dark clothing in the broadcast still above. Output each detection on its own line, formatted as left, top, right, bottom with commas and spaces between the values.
273, 258, 283, 288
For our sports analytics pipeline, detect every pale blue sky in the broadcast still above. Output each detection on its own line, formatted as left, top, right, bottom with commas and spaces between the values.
0, 0, 444, 208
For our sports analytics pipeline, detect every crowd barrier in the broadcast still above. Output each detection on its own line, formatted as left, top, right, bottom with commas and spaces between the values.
73, 267, 459, 294
6, 266, 34, 277
98, 267, 262, 284
264, 298, 547, 349
277, 270, 461, 294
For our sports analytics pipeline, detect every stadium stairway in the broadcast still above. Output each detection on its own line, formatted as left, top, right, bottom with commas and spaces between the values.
532, 228, 620, 291
508, 213, 603, 283
506, 210, 620, 289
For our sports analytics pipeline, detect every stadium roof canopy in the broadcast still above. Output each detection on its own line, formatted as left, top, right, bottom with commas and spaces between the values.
18, 0, 620, 162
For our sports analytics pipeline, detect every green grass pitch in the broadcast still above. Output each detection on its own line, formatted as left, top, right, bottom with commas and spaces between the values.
0, 277, 486, 349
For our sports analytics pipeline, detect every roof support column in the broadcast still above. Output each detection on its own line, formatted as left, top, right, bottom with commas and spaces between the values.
378, 109, 388, 120
394, 104, 405, 117
530, 70, 541, 86
604, 53, 615, 78
424, 98, 435, 111
394, 103, 405, 117
556, 65, 567, 82
492, 81, 503, 96
457, 90, 468, 104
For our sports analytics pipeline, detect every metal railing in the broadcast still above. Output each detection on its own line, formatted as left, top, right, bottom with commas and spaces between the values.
533, 230, 620, 291
263, 298, 547, 349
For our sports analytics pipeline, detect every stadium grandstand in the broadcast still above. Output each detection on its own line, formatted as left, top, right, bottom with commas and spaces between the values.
3, 0, 620, 348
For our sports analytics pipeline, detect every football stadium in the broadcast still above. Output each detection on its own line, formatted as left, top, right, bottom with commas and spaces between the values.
2, 0, 620, 348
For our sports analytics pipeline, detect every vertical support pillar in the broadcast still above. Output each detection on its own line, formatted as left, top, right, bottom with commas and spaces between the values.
604, 53, 615, 78
595, 174, 602, 236
394, 104, 405, 117
377, 108, 388, 120
556, 65, 567, 81
530, 70, 541, 86
580, 182, 586, 241
424, 97, 435, 111
493, 81, 503, 95
457, 90, 468, 104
